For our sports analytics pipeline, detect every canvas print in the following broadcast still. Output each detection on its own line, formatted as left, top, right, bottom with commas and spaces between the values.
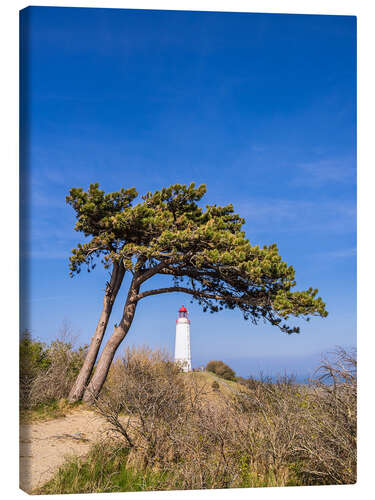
19, 6, 357, 494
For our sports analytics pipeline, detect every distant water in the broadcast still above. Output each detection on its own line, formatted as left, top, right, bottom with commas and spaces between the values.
243, 373, 313, 385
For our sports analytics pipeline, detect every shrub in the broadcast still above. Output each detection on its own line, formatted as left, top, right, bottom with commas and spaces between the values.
20, 328, 88, 409
44, 346, 356, 492
206, 360, 236, 381
211, 380, 220, 391
28, 340, 88, 407
92, 346, 190, 468
296, 347, 357, 485
19, 330, 50, 408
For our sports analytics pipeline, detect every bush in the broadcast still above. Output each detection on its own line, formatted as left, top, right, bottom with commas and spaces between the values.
28, 340, 88, 408
19, 330, 50, 408
20, 328, 88, 410
296, 347, 357, 484
92, 346, 190, 468
43, 346, 357, 492
206, 360, 236, 381
211, 380, 220, 392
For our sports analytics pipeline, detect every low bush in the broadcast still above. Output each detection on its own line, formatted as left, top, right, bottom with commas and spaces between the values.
19, 330, 50, 408
36, 346, 357, 493
20, 328, 88, 410
211, 380, 220, 391
295, 347, 357, 485
206, 360, 236, 381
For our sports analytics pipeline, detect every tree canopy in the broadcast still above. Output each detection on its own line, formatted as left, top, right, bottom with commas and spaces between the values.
67, 182, 327, 335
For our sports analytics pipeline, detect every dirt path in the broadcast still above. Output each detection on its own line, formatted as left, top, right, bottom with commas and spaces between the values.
19, 409, 115, 493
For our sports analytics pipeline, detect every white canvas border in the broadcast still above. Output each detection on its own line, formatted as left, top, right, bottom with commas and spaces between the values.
1, 1, 373, 499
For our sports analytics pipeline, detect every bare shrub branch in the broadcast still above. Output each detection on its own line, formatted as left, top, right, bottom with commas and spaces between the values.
88, 346, 356, 488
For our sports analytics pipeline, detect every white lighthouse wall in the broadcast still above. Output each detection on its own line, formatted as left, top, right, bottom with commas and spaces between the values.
174, 319, 191, 372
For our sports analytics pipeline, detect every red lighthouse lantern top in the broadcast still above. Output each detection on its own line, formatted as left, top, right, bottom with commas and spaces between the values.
178, 305, 189, 321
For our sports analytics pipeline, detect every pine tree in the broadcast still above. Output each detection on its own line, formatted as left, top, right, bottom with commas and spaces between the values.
66, 184, 137, 401
66, 182, 328, 402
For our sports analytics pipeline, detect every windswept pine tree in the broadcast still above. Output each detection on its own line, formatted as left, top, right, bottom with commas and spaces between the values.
67, 185, 137, 401
66, 183, 328, 402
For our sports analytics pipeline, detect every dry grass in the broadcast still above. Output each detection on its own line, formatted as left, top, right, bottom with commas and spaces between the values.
28, 341, 87, 407
20, 325, 88, 415
58, 345, 355, 493
187, 370, 245, 397
19, 398, 85, 424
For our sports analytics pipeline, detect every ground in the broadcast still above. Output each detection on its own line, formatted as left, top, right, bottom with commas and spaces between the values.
19, 408, 113, 493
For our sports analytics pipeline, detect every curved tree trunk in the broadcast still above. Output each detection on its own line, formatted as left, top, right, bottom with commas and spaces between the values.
68, 262, 125, 402
82, 280, 140, 402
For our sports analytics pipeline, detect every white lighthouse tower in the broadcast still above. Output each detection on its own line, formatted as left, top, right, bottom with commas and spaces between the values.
174, 305, 192, 372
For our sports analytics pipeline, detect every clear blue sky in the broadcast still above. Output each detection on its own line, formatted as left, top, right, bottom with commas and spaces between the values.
20, 6, 356, 379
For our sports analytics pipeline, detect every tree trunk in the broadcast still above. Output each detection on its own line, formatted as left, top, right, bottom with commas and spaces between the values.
68, 262, 125, 402
82, 280, 140, 402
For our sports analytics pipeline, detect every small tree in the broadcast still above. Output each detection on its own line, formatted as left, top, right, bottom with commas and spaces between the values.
66, 183, 327, 402
206, 360, 236, 381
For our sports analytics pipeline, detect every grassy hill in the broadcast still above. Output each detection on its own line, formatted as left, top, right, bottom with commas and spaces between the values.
185, 370, 246, 398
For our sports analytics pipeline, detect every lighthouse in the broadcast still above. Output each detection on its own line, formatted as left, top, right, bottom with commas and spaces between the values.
174, 305, 192, 372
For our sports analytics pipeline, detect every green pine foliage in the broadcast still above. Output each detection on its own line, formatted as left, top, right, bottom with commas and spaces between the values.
67, 182, 328, 334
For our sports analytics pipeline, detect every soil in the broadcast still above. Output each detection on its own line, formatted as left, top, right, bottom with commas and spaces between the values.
19, 408, 116, 493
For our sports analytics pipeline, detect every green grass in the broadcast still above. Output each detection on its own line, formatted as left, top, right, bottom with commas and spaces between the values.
36, 442, 303, 494
20, 399, 83, 423
186, 370, 247, 396
237, 470, 302, 488
36, 445, 170, 494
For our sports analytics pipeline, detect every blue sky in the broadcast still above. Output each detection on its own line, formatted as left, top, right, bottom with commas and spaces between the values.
20, 6, 356, 378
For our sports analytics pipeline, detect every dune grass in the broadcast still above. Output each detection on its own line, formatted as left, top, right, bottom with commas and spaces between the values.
37, 444, 170, 494
37, 441, 302, 495
20, 399, 85, 423
33, 346, 357, 494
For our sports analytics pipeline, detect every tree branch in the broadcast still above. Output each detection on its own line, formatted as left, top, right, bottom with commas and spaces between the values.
133, 286, 257, 306
135, 252, 195, 286
135, 259, 173, 285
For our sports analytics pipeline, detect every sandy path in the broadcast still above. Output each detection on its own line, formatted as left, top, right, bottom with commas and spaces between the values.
19, 409, 116, 493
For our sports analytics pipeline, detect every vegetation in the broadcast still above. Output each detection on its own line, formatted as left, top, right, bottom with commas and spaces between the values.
206, 360, 236, 380
37, 444, 169, 494
37, 346, 356, 494
20, 330, 50, 408
19, 328, 87, 417
211, 380, 220, 392
67, 182, 328, 401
